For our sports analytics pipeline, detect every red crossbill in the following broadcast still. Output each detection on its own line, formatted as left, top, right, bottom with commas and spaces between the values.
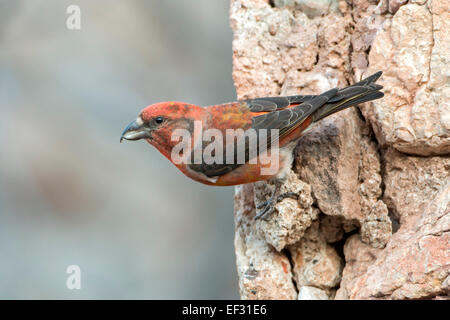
121, 72, 383, 219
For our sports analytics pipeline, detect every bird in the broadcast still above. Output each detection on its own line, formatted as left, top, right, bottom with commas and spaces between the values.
121, 71, 384, 219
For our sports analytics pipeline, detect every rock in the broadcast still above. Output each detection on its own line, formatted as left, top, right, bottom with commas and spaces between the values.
364, 2, 450, 156
231, 0, 318, 100
351, 182, 449, 299
388, 0, 408, 14
335, 235, 383, 299
294, 111, 391, 247
433, 295, 450, 300
295, 112, 360, 219
319, 215, 345, 243
360, 200, 392, 249
288, 222, 343, 289
234, 184, 298, 299
350, 0, 386, 80
337, 150, 449, 299
272, 0, 340, 19
231, 0, 449, 300
383, 148, 450, 228
298, 286, 330, 300
254, 170, 318, 251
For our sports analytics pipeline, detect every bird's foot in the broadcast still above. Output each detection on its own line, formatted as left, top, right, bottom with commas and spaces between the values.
276, 192, 298, 202
255, 192, 298, 221
255, 200, 275, 220
256, 199, 270, 210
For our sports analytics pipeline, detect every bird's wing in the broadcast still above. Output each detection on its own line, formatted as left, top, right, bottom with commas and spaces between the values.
188, 71, 383, 178
251, 88, 338, 141
187, 89, 339, 178
243, 71, 383, 113
243, 96, 308, 112
250, 71, 383, 137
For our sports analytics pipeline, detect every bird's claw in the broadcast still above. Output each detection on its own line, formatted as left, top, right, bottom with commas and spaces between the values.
256, 200, 269, 210
255, 192, 298, 221
255, 201, 275, 220
276, 192, 298, 202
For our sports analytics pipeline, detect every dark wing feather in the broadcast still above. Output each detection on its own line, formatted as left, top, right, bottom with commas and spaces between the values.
243, 97, 291, 112
242, 92, 344, 113
242, 72, 383, 113
188, 72, 384, 178
243, 95, 324, 112
252, 88, 338, 137
188, 89, 339, 178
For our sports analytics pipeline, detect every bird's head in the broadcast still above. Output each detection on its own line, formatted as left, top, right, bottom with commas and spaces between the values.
121, 101, 205, 159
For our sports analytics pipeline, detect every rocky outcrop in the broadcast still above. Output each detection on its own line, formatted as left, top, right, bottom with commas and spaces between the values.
234, 184, 298, 299
363, 1, 449, 156
231, 0, 449, 300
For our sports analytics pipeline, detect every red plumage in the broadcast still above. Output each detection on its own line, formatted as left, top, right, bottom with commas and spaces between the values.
121, 72, 384, 218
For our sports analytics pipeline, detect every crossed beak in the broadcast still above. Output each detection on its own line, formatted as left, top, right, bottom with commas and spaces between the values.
120, 117, 151, 142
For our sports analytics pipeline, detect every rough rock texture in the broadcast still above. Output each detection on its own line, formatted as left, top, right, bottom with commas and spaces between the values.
383, 148, 450, 228
340, 179, 449, 299
362, 1, 450, 155
335, 234, 382, 299
231, 0, 449, 300
298, 285, 330, 300
288, 221, 343, 293
234, 184, 298, 299
253, 170, 319, 251
294, 109, 392, 248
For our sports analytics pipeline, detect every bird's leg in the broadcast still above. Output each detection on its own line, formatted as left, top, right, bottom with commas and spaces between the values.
255, 179, 298, 220
254, 181, 281, 220
276, 192, 298, 202
255, 192, 298, 210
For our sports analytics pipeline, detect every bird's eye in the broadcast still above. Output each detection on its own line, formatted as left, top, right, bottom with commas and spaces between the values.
154, 116, 164, 124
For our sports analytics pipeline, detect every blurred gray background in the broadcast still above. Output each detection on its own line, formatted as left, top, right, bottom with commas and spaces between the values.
0, 0, 238, 299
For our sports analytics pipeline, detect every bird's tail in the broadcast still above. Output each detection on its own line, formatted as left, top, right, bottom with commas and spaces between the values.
312, 71, 384, 122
